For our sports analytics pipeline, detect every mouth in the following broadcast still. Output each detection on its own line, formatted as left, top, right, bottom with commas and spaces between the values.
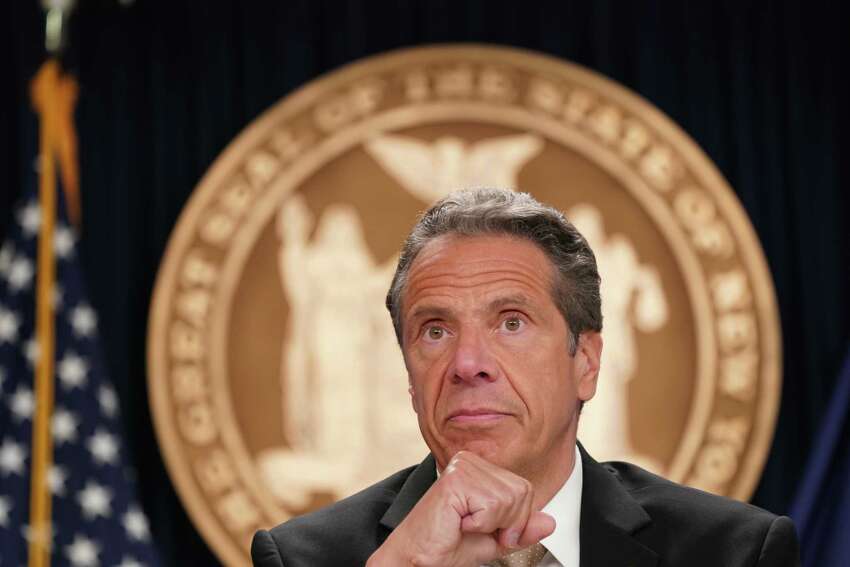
447, 409, 512, 424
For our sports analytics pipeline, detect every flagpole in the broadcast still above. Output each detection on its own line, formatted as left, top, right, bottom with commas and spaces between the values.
29, 61, 58, 567
28, 2, 77, 565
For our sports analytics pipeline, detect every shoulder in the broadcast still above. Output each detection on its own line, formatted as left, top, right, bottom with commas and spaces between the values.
251, 464, 417, 567
606, 460, 775, 526
603, 460, 799, 565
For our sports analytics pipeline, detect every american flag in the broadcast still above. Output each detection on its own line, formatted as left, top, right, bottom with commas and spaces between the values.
0, 187, 161, 567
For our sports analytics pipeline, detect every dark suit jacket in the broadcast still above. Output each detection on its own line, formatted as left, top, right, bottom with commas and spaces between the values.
251, 445, 800, 566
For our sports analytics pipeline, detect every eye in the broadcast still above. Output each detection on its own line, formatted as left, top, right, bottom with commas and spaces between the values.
501, 316, 524, 332
426, 326, 445, 340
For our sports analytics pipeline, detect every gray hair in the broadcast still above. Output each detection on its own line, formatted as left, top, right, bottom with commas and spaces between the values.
385, 188, 602, 353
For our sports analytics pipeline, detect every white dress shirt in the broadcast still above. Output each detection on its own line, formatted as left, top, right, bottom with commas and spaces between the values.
477, 444, 583, 567
536, 444, 582, 566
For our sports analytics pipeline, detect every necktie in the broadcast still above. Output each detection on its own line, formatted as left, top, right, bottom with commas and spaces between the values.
489, 543, 548, 567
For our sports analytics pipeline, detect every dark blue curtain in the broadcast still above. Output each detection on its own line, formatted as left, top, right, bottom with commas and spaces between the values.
2, 1, 848, 564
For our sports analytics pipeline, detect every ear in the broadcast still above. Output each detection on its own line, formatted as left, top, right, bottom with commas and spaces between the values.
408, 385, 419, 414
575, 332, 603, 402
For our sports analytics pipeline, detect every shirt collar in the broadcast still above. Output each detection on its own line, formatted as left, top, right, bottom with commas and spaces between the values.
539, 444, 582, 567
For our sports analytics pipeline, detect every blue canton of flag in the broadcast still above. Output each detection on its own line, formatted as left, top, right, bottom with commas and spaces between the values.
0, 187, 161, 566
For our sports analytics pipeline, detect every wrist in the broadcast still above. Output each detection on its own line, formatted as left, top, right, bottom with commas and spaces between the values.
369, 534, 442, 567
367, 542, 415, 567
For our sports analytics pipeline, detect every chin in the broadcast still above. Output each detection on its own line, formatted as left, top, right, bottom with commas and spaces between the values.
453, 438, 516, 467
428, 427, 520, 470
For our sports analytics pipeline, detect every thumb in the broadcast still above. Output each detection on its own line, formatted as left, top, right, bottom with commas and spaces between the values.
517, 511, 555, 548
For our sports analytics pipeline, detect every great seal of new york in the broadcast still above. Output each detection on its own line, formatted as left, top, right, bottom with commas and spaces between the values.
147, 45, 782, 567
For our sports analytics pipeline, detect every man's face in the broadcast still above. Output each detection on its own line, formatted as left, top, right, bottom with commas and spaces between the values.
400, 234, 602, 481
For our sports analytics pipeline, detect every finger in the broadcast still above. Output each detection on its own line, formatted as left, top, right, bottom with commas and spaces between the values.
460, 476, 534, 548
447, 453, 513, 528
494, 479, 534, 549
459, 489, 523, 536
516, 511, 556, 548
491, 509, 555, 558
458, 531, 505, 565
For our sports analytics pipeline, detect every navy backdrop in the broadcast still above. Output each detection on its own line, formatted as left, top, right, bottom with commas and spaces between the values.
2, 1, 848, 565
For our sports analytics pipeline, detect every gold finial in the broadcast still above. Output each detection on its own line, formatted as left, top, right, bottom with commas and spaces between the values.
40, 0, 77, 54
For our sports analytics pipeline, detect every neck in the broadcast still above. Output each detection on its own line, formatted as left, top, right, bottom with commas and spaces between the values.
522, 437, 578, 510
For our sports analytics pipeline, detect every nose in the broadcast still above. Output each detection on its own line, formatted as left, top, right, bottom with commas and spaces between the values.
450, 327, 499, 385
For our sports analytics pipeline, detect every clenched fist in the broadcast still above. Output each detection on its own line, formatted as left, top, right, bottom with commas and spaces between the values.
367, 451, 555, 567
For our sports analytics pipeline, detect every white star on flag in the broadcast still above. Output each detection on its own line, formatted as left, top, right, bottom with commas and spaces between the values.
77, 482, 112, 520
70, 303, 97, 337
17, 201, 40, 237
117, 557, 143, 567
49, 464, 68, 496
98, 385, 118, 417
7, 256, 34, 292
88, 429, 119, 465
66, 534, 100, 567
123, 507, 151, 541
58, 351, 89, 389
23, 335, 39, 368
0, 438, 26, 476
9, 386, 34, 421
53, 407, 80, 445
0, 306, 20, 343
54, 224, 76, 259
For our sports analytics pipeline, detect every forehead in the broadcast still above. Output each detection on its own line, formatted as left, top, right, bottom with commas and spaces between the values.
403, 234, 557, 307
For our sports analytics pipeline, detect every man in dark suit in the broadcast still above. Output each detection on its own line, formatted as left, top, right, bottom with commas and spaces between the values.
252, 189, 799, 566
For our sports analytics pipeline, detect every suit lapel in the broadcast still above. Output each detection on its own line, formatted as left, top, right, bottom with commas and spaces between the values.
578, 444, 658, 567
380, 454, 437, 530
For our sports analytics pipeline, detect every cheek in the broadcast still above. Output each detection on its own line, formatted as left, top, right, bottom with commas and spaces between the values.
516, 349, 573, 413
405, 352, 448, 413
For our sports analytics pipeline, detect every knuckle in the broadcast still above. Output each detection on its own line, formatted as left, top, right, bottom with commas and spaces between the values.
448, 452, 466, 468
454, 450, 471, 463
446, 454, 469, 475
508, 478, 531, 500
496, 494, 515, 512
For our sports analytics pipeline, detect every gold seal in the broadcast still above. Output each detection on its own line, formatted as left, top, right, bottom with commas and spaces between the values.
147, 45, 782, 566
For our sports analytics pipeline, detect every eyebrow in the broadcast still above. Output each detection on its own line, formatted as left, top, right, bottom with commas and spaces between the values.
407, 294, 537, 324
487, 294, 535, 313
408, 305, 453, 323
